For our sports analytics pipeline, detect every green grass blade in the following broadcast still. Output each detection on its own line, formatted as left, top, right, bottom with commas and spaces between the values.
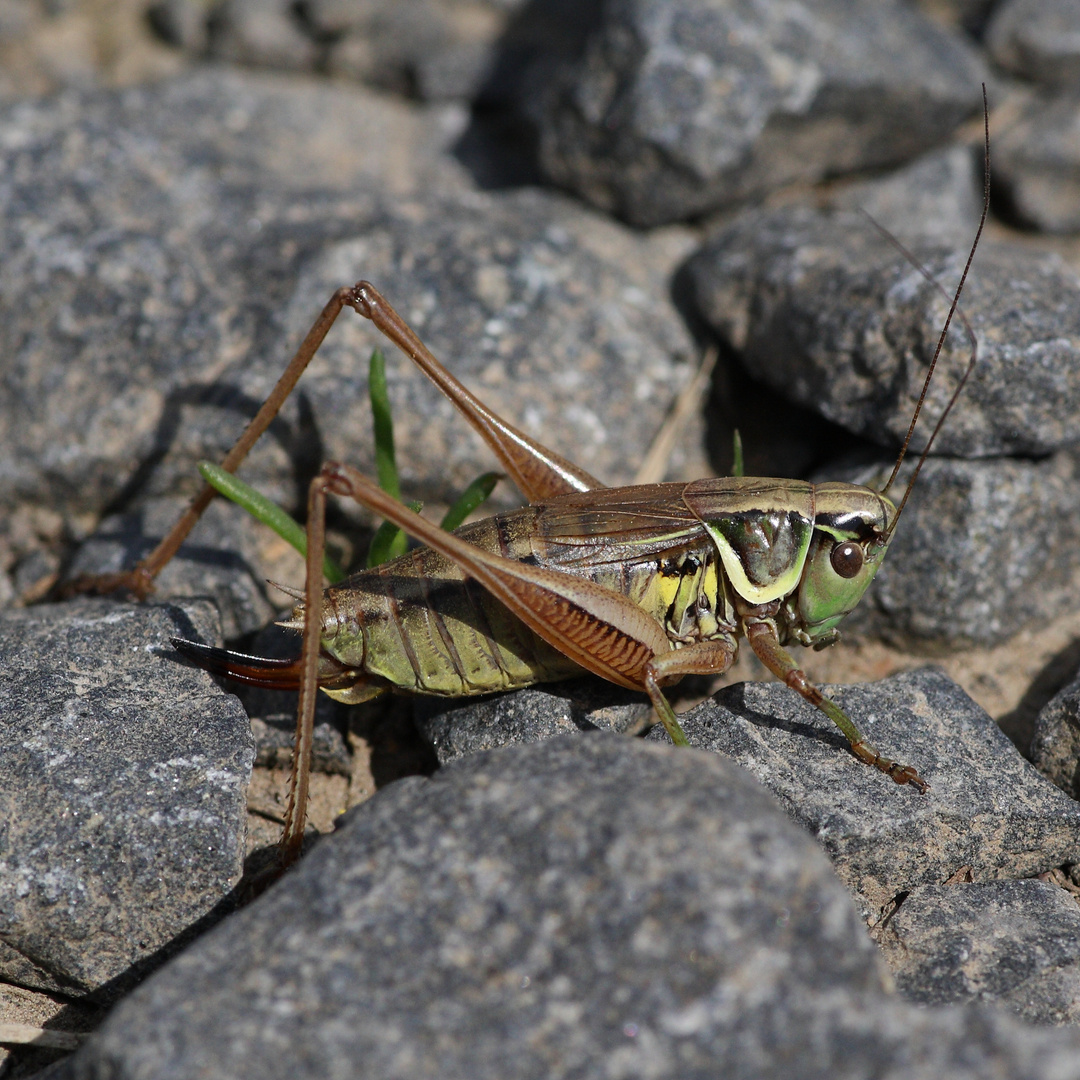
366, 346, 409, 565
204, 348, 502, 576
439, 472, 501, 532
366, 500, 422, 567
197, 462, 346, 584
731, 429, 744, 478
369, 348, 401, 500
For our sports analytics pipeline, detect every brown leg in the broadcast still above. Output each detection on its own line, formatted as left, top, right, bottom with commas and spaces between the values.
279, 468, 332, 867
344, 283, 604, 500
744, 620, 928, 791
644, 638, 737, 746
66, 282, 604, 601
64, 287, 357, 599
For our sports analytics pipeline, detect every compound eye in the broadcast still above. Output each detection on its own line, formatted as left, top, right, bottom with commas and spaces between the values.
830, 541, 864, 579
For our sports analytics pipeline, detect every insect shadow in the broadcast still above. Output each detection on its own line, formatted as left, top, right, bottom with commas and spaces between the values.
719, 682, 852, 754
96, 381, 326, 525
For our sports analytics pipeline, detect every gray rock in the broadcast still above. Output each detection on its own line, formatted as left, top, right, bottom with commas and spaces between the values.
0, 68, 473, 526
208, 0, 321, 73
537, 0, 986, 225
689, 206, 1080, 457
160, 0, 541, 102
413, 677, 654, 763
313, 0, 531, 101
911, 0, 999, 35
0, 70, 695, 538
840, 452, 1080, 646
63, 497, 281, 640
473, 0, 608, 114
0, 597, 253, 998
47, 735, 1080, 1079
827, 143, 985, 244
273, 188, 697, 506
987, 0, 1080, 86
877, 879, 1080, 1025
248, 713, 350, 776
649, 668, 1080, 916
1031, 668, 1080, 799
996, 92, 1080, 234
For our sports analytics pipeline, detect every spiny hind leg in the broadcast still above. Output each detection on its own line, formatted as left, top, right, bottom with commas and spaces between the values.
305, 462, 751, 754
279, 460, 341, 868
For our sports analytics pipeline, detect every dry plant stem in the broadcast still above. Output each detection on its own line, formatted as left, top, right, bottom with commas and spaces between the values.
633, 346, 719, 486
0, 1024, 85, 1050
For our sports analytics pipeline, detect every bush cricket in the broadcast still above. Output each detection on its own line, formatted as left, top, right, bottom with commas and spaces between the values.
76, 102, 991, 869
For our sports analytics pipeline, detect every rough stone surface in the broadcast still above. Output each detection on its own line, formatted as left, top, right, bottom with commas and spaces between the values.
273, 187, 697, 510
834, 452, 1080, 646
63, 497, 282, 640
0, 68, 473, 526
1031, 669, 1080, 800
311, 0, 531, 102
47, 736, 1080, 1079
413, 677, 654, 763
913, 0, 999, 34
537, 0, 986, 225
689, 206, 1080, 458
0, 70, 695, 540
877, 880, 1080, 1025
648, 668, 1080, 916
248, 712, 350, 776
158, 0, 542, 102
996, 92, 1080, 234
826, 143, 985, 244
987, 0, 1080, 86
0, 597, 254, 998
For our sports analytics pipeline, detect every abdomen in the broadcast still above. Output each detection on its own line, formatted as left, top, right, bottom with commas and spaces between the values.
318, 511, 584, 696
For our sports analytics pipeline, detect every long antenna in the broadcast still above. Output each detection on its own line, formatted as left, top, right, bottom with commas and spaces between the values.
876, 84, 990, 541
